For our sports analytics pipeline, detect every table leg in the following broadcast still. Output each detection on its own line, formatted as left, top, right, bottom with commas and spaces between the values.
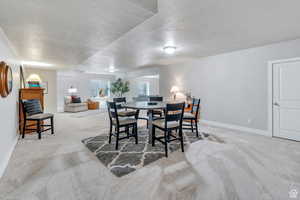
148, 110, 153, 144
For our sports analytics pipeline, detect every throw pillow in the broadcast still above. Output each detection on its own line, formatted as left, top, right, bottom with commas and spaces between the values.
72, 97, 81, 103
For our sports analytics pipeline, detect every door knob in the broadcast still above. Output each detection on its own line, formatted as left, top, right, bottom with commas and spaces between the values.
273, 102, 280, 106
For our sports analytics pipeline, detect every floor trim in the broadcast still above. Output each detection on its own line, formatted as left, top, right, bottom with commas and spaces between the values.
199, 120, 271, 137
0, 136, 18, 179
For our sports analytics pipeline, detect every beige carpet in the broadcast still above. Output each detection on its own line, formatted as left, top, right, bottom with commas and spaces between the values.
0, 111, 300, 200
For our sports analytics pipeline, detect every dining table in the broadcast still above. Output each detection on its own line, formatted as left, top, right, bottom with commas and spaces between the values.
123, 101, 166, 144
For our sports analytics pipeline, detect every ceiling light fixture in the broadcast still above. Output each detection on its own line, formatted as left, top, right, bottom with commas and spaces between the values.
108, 65, 119, 73
21, 61, 54, 67
163, 46, 176, 54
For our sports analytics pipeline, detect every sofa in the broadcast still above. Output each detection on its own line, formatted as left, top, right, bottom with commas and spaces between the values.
64, 96, 88, 112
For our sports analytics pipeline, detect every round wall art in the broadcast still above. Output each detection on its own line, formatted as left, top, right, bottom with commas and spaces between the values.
0, 61, 13, 98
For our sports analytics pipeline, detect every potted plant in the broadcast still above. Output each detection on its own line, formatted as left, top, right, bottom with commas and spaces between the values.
111, 78, 130, 97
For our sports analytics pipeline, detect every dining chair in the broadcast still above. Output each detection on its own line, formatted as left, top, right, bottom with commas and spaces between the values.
182, 98, 201, 137
113, 97, 136, 117
141, 96, 164, 128
149, 96, 164, 116
21, 99, 54, 139
152, 102, 185, 157
107, 101, 139, 150
148, 96, 164, 116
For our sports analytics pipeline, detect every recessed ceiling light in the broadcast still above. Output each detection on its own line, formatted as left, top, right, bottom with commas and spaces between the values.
21, 61, 54, 67
163, 46, 176, 54
107, 66, 118, 73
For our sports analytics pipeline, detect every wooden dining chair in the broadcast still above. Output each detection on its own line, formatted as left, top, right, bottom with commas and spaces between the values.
113, 97, 136, 117
140, 96, 164, 128
152, 102, 185, 157
149, 96, 164, 117
182, 98, 201, 137
107, 101, 139, 150
21, 99, 54, 139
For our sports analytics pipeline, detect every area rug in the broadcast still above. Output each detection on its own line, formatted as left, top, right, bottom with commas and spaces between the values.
82, 129, 219, 177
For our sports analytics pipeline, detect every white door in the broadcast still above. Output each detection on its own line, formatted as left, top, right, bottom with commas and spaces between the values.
273, 61, 300, 141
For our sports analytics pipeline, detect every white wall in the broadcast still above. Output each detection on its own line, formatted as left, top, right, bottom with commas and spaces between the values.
24, 68, 57, 113
57, 71, 115, 111
159, 38, 300, 132
0, 28, 19, 178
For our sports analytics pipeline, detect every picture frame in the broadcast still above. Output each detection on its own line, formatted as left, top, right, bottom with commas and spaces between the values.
0, 61, 13, 98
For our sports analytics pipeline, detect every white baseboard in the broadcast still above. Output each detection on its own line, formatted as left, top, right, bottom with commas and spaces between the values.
0, 136, 18, 179
199, 120, 271, 137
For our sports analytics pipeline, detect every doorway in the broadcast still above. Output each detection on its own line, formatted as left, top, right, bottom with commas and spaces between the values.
270, 58, 300, 141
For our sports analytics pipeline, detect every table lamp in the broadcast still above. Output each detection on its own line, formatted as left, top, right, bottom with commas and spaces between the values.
26, 74, 42, 88
170, 86, 180, 100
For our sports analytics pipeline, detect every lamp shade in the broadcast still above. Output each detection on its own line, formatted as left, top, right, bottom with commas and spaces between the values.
170, 86, 180, 93
26, 74, 42, 82
68, 87, 78, 94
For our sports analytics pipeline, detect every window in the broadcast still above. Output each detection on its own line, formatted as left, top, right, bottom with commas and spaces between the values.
138, 81, 150, 96
90, 80, 111, 97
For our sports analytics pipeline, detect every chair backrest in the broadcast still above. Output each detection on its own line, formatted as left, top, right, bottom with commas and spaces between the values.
113, 97, 126, 109
191, 98, 201, 117
113, 97, 126, 103
22, 99, 43, 116
107, 101, 119, 124
164, 102, 185, 128
149, 96, 163, 102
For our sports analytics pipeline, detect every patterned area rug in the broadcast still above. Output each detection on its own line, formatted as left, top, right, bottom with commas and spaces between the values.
82, 128, 220, 177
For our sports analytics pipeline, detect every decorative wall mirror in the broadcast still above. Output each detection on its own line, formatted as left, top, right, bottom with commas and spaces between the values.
0, 61, 13, 97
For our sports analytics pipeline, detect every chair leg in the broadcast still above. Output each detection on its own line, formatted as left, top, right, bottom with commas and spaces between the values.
191, 119, 194, 132
152, 126, 155, 146
22, 120, 26, 139
164, 130, 168, 157
135, 124, 138, 144
109, 123, 112, 144
195, 120, 199, 137
126, 126, 129, 138
50, 117, 54, 135
115, 127, 119, 150
37, 120, 41, 139
179, 129, 184, 153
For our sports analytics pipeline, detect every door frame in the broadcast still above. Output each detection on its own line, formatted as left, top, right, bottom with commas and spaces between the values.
268, 57, 300, 137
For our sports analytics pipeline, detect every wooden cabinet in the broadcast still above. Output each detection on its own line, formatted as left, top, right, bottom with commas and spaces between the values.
19, 88, 44, 134
87, 101, 99, 110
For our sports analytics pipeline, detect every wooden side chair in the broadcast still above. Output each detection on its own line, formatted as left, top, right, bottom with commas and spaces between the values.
113, 97, 136, 117
140, 96, 164, 128
21, 99, 54, 139
152, 102, 185, 157
107, 101, 139, 150
182, 98, 201, 137
149, 96, 164, 117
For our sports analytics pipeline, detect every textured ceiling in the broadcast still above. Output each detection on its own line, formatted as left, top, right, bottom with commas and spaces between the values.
81, 0, 300, 73
1, 0, 300, 73
0, 0, 157, 68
